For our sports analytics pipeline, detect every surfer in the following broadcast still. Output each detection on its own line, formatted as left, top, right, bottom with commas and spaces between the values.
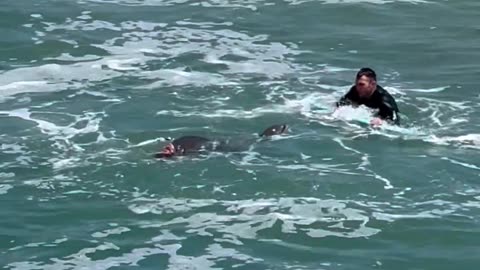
155, 124, 288, 158
336, 67, 400, 126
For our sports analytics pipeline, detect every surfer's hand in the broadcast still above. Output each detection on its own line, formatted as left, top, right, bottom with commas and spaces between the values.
370, 117, 383, 127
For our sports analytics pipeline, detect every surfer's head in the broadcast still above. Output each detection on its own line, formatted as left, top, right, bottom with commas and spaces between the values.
355, 67, 377, 98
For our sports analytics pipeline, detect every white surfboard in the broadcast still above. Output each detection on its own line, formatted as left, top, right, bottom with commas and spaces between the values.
332, 105, 423, 136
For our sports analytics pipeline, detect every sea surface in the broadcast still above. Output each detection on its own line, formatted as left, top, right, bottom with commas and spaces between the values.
1, 0, 480, 269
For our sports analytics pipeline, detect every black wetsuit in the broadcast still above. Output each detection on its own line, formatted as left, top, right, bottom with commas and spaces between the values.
336, 85, 400, 125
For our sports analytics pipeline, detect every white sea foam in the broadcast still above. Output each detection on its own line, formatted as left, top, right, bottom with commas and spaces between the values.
1, 17, 307, 103
92, 226, 131, 238
81, 0, 430, 6
126, 195, 473, 253
140, 69, 236, 88
0, 109, 103, 140
425, 134, 480, 149
333, 138, 394, 189
0, 184, 13, 195
1, 143, 26, 154
317, 0, 429, 4
132, 197, 382, 240
441, 157, 480, 170
0, 63, 110, 101
0, 80, 73, 102
128, 138, 170, 148
5, 195, 473, 269
0, 108, 109, 172
402, 86, 449, 93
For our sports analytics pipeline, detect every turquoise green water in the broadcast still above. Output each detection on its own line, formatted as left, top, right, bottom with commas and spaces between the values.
1, 0, 480, 269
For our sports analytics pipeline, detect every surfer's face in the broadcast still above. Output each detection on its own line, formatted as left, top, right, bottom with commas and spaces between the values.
355, 75, 376, 97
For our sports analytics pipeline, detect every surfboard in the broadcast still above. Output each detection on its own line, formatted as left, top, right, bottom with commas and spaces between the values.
331, 105, 422, 136
332, 105, 372, 126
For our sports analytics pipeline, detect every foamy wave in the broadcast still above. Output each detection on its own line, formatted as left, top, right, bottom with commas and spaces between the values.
328, 105, 433, 139
0, 63, 110, 101
0, 184, 13, 195
403, 86, 449, 93
441, 157, 480, 171
0, 172, 15, 178
8, 237, 69, 252
128, 137, 170, 148
156, 103, 302, 119
5, 194, 471, 269
7, 242, 137, 270
1, 143, 26, 154
0, 80, 78, 103
425, 134, 480, 149
129, 195, 472, 243
331, 105, 373, 124
7, 240, 262, 270
140, 69, 236, 88
5, 198, 473, 268
50, 157, 84, 171
156, 90, 338, 120
0, 108, 111, 171
131, 197, 381, 239
276, 163, 359, 176
1, 109, 103, 141
372, 199, 466, 222
334, 138, 394, 189
92, 226, 131, 238
81, 0, 430, 6
317, 0, 429, 4
416, 97, 471, 111
7, 17, 307, 98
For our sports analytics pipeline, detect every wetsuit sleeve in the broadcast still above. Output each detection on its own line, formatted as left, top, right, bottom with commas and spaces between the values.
336, 86, 356, 107
377, 94, 400, 125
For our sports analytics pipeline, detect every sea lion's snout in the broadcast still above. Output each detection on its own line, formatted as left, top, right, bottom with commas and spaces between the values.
154, 143, 175, 158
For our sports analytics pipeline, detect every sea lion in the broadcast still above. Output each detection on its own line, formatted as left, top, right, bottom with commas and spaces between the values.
155, 124, 288, 158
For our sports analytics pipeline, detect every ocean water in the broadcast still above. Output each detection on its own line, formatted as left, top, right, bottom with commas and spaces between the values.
1, 0, 480, 269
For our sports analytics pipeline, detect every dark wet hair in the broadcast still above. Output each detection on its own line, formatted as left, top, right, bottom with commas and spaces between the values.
356, 67, 376, 81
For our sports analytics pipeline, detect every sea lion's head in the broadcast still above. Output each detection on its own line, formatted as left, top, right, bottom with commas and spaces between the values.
154, 142, 177, 158
259, 124, 288, 137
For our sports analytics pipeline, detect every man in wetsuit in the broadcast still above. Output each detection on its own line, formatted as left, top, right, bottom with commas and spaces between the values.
336, 67, 400, 126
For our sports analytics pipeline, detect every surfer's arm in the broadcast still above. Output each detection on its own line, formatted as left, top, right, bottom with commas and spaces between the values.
377, 97, 400, 125
336, 96, 351, 107
336, 87, 356, 107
